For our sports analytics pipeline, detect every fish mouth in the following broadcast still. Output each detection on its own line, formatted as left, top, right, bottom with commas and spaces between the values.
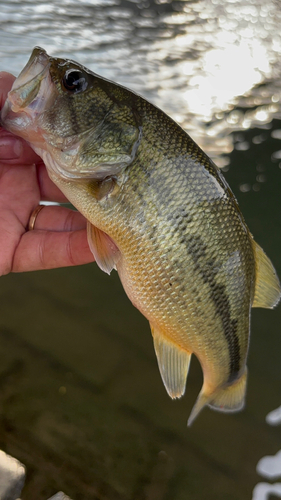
1, 47, 54, 134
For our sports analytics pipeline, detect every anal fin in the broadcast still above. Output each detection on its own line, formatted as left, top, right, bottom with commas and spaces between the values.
150, 323, 191, 399
252, 241, 281, 308
87, 221, 120, 275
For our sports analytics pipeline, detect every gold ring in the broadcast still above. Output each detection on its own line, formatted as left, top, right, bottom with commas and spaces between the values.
28, 205, 45, 231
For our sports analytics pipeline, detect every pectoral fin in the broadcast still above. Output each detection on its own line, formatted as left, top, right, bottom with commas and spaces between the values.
252, 241, 281, 308
87, 221, 120, 275
150, 323, 191, 399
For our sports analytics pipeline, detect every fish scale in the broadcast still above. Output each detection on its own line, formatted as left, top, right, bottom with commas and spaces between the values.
116, 156, 249, 370
1, 46, 280, 425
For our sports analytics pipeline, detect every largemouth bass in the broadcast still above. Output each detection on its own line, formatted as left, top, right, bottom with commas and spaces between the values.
1, 47, 280, 425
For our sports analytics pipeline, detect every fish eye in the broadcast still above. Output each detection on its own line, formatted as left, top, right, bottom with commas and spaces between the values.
62, 69, 88, 94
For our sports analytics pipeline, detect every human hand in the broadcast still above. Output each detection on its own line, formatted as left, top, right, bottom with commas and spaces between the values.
0, 71, 94, 274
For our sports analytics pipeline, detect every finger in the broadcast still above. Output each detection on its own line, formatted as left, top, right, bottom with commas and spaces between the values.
0, 72, 15, 107
0, 73, 43, 164
0, 130, 42, 164
31, 204, 87, 231
12, 228, 95, 272
0, 210, 23, 276
0, 164, 40, 222
36, 162, 69, 203
0, 72, 72, 207
0, 72, 70, 202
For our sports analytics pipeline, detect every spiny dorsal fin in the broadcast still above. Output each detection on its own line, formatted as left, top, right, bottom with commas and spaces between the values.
252, 241, 281, 308
188, 369, 247, 426
150, 323, 191, 399
87, 221, 120, 275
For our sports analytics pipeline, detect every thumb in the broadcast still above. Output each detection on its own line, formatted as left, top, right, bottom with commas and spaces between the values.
0, 72, 42, 164
0, 71, 15, 108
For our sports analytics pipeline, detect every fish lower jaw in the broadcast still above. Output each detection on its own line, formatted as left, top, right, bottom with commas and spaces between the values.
0, 102, 33, 136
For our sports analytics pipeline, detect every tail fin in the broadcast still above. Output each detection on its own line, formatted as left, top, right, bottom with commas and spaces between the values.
188, 369, 247, 426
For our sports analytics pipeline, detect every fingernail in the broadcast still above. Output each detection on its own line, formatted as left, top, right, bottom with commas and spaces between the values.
0, 136, 23, 160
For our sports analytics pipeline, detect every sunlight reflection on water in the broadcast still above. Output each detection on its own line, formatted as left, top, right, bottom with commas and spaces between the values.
253, 407, 281, 500
0, 0, 281, 168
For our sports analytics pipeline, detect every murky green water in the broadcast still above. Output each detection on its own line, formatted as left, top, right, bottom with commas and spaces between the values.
0, 1, 281, 499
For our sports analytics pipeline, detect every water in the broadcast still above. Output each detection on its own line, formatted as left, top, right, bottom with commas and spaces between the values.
0, 1, 280, 499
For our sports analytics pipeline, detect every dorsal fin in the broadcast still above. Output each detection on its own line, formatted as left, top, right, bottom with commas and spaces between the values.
150, 323, 191, 399
87, 221, 120, 275
252, 241, 281, 308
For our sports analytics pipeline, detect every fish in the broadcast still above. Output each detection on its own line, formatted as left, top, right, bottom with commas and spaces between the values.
1, 47, 280, 425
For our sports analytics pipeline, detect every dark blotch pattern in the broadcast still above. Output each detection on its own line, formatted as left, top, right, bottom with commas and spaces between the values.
185, 235, 241, 382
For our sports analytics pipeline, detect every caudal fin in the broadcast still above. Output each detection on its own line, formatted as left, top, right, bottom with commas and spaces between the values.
188, 369, 247, 426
